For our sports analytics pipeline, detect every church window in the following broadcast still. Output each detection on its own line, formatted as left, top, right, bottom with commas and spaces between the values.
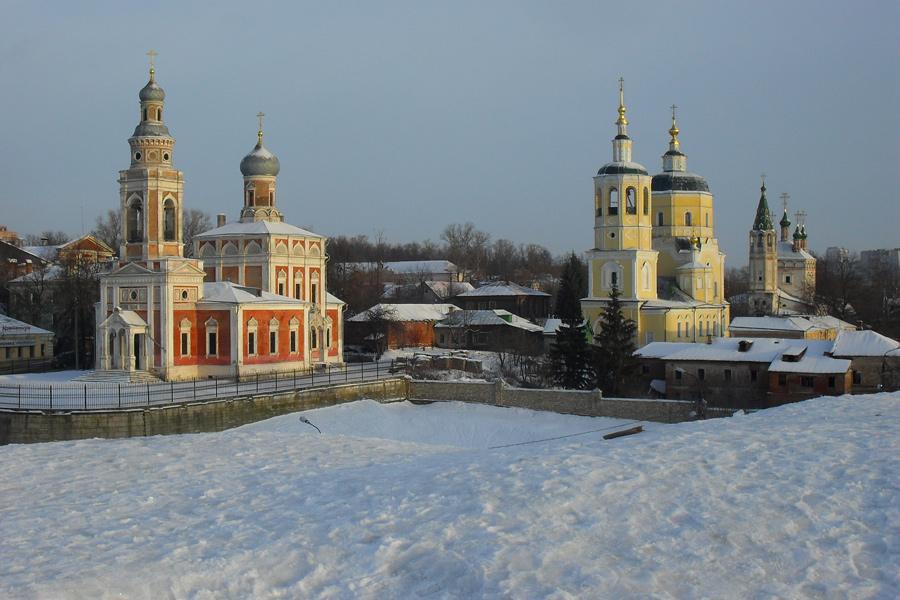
608, 188, 618, 215
326, 328, 332, 348
767, 235, 774, 249
684, 212, 692, 227
657, 212, 664, 227
269, 190, 274, 205
611, 271, 618, 287
247, 318, 258, 356
163, 199, 176, 241
785, 275, 792, 284
643, 188, 649, 215
134, 152, 142, 161
295, 282, 302, 300
290, 330, 297, 353
311, 329, 318, 349
595, 194, 602, 217
705, 212, 709, 227
246, 189, 255, 206
180, 332, 189, 357
163, 152, 169, 161
625, 187, 637, 214
156, 108, 162, 120
205, 318, 218, 357
278, 283, 285, 295
642, 263, 651, 290
143, 109, 148, 121
757, 233, 764, 249
677, 322, 682, 337
269, 331, 277, 354
699, 321, 704, 337
127, 197, 143, 243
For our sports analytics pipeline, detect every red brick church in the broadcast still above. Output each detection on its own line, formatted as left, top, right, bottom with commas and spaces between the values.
94, 64, 344, 380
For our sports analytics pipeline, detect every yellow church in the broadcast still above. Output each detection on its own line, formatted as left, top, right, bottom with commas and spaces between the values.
581, 81, 730, 346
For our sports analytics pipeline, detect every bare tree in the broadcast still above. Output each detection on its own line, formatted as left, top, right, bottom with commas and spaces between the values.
10, 264, 55, 329
24, 231, 70, 246
183, 209, 212, 257
441, 222, 490, 281
92, 209, 122, 256
816, 253, 861, 322
489, 238, 520, 281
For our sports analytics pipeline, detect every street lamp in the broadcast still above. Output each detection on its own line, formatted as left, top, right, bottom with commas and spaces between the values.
675, 367, 707, 420
298, 415, 321, 433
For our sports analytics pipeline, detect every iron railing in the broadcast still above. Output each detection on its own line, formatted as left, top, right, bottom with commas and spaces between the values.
0, 360, 400, 412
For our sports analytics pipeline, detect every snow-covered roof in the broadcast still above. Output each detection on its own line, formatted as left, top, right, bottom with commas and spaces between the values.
768, 356, 850, 374
542, 318, 562, 335
636, 337, 835, 364
0, 314, 53, 337
326, 292, 345, 306
831, 330, 900, 357
347, 303, 459, 322
425, 280, 474, 297
435, 309, 543, 332
200, 282, 306, 305
21, 245, 59, 260
9, 265, 65, 283
777, 241, 815, 261
456, 281, 550, 298
730, 315, 857, 335
194, 221, 322, 239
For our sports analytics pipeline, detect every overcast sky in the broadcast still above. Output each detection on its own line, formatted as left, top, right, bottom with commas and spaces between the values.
1, 0, 897, 264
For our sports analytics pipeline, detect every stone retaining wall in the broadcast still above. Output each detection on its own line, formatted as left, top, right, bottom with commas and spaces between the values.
409, 379, 735, 423
0, 378, 408, 445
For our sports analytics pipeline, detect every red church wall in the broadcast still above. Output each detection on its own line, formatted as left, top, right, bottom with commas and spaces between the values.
173, 309, 232, 366
327, 308, 341, 357
242, 309, 305, 365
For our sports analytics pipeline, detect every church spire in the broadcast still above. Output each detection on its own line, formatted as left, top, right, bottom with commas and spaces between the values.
752, 176, 774, 231
668, 104, 680, 151
661, 104, 687, 172
611, 78, 633, 163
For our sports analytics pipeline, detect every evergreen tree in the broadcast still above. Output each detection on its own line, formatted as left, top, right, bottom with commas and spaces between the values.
591, 282, 638, 395
548, 253, 591, 389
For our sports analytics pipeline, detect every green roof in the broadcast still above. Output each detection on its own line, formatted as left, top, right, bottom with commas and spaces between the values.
753, 185, 774, 231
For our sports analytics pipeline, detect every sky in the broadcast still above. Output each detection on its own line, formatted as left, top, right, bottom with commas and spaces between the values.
0, 0, 897, 265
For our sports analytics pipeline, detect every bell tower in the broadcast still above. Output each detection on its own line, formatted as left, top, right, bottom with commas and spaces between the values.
119, 51, 185, 261
747, 177, 778, 314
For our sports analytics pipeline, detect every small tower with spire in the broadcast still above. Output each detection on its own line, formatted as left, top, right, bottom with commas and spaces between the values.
747, 177, 778, 313
239, 112, 283, 223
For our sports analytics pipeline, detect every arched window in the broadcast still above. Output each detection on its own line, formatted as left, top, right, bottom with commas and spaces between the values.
705, 212, 709, 227
205, 318, 218, 356
657, 212, 664, 227
625, 187, 637, 214
595, 193, 602, 217
643, 188, 649, 215
127, 197, 143, 242
163, 199, 176, 241
757, 233, 764, 249
684, 212, 692, 226
608, 188, 619, 215
642, 262, 651, 290
156, 108, 162, 121
143, 109, 148, 121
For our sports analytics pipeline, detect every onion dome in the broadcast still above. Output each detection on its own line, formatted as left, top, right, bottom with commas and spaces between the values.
780, 210, 791, 228
139, 70, 165, 102
793, 225, 802, 240
240, 120, 280, 177
800, 224, 808, 239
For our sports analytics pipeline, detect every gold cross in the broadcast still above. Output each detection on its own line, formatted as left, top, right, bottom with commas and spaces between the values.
257, 111, 265, 132
760, 172, 766, 188
780, 192, 790, 213
795, 210, 807, 225
671, 104, 677, 121
146, 49, 158, 72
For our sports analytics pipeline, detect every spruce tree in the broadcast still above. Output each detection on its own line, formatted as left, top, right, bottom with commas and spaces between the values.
591, 282, 638, 395
548, 253, 591, 389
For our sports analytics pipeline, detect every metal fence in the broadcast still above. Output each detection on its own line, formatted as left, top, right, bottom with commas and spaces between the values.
0, 360, 400, 412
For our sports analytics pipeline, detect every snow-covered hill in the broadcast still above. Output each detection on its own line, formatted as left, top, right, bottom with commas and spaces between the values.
0, 395, 897, 598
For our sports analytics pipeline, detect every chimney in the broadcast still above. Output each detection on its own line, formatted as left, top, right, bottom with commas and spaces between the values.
217, 214, 226, 227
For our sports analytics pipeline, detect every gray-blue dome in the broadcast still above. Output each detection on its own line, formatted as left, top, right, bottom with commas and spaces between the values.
139, 76, 165, 102
240, 142, 280, 177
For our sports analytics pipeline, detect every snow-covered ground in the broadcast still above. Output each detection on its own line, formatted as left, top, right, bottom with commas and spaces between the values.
0, 369, 83, 383
0, 395, 897, 598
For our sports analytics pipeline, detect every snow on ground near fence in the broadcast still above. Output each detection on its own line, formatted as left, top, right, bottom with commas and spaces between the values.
0, 396, 897, 598
0, 370, 83, 383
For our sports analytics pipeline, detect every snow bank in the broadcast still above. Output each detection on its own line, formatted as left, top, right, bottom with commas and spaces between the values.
0, 370, 83, 384
0, 395, 897, 598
